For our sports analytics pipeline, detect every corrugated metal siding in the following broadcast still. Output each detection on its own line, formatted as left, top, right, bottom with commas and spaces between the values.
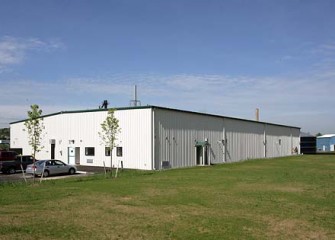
317, 136, 335, 152
154, 108, 300, 168
11, 106, 300, 171
116, 109, 152, 170
224, 118, 265, 162
292, 128, 300, 154
265, 125, 298, 158
154, 109, 224, 170
10, 108, 153, 170
10, 121, 30, 154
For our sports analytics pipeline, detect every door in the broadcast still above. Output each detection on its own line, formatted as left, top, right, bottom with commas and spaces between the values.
196, 145, 209, 166
53, 160, 67, 175
68, 147, 75, 165
75, 147, 80, 165
51, 144, 55, 159
204, 146, 208, 165
196, 146, 203, 165
45, 160, 60, 175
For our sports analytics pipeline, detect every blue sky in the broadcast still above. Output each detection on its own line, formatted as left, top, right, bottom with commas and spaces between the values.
0, 0, 334, 134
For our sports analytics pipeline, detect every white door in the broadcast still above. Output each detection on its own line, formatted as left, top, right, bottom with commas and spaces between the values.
331, 145, 335, 152
68, 147, 76, 164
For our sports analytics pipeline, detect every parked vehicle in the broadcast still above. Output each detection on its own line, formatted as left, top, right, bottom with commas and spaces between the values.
0, 151, 18, 161
26, 160, 77, 177
0, 155, 36, 174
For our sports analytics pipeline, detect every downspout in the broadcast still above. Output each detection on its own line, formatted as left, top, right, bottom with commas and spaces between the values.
151, 107, 155, 170
223, 118, 226, 163
202, 145, 205, 166
290, 128, 293, 155
264, 123, 267, 158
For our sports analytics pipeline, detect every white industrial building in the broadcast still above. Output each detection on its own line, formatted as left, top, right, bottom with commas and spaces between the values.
10, 106, 300, 170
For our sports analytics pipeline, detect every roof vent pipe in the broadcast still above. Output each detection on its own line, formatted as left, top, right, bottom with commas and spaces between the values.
130, 85, 141, 107
255, 108, 260, 121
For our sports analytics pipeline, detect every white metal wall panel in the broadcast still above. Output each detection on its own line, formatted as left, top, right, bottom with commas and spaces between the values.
265, 125, 299, 158
154, 109, 224, 170
116, 108, 152, 170
224, 118, 265, 162
10, 121, 30, 154
153, 108, 300, 169
291, 128, 300, 154
10, 108, 153, 170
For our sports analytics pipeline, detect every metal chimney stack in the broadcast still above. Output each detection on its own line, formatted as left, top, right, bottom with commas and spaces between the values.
130, 85, 141, 107
134, 85, 138, 106
255, 108, 260, 121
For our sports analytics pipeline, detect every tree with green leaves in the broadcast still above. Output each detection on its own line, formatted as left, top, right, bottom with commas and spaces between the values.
0, 128, 10, 139
0, 128, 10, 151
99, 109, 121, 178
0, 128, 10, 150
24, 104, 44, 182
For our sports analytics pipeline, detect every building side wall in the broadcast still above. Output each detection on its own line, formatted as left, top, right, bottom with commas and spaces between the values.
300, 136, 316, 154
10, 109, 153, 170
10, 121, 30, 154
265, 125, 299, 158
331, 137, 335, 151
292, 128, 301, 153
117, 109, 152, 170
224, 119, 265, 162
154, 109, 300, 168
154, 109, 224, 170
317, 137, 335, 152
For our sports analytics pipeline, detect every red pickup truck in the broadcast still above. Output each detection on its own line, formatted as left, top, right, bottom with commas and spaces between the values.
0, 151, 18, 161
0, 155, 36, 174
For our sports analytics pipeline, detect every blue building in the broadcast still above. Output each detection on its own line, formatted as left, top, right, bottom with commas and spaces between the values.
317, 134, 335, 152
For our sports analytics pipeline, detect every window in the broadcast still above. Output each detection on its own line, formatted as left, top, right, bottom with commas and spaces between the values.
85, 147, 95, 156
116, 147, 123, 157
54, 160, 64, 166
105, 147, 111, 156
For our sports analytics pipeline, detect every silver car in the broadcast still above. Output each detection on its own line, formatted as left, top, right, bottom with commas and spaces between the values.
26, 160, 77, 177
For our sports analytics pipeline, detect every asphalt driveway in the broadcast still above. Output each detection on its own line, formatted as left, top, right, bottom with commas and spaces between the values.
0, 165, 107, 183
0, 171, 91, 183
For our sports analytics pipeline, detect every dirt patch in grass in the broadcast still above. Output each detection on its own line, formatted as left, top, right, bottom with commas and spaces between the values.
265, 217, 331, 240
272, 186, 305, 193
238, 182, 306, 193
45, 194, 183, 239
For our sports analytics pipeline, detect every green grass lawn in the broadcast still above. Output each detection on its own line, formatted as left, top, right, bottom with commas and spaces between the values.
0, 155, 334, 240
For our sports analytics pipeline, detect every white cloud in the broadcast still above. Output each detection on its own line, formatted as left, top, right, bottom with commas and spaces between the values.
64, 78, 131, 95
0, 37, 24, 66
0, 36, 63, 71
315, 43, 335, 55
0, 67, 334, 134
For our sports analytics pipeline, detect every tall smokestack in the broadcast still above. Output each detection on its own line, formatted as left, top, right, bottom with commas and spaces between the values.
255, 108, 260, 121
